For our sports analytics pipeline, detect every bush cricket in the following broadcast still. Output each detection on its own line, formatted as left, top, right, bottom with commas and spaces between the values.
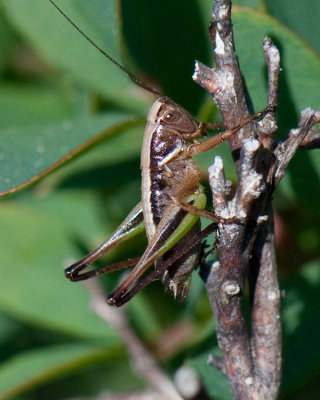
50, 0, 270, 306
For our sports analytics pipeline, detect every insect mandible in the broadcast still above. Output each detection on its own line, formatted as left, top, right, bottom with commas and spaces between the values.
50, 0, 269, 306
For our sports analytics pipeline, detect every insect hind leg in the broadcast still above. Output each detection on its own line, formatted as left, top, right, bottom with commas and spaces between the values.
64, 203, 144, 281
65, 257, 140, 281
107, 222, 218, 307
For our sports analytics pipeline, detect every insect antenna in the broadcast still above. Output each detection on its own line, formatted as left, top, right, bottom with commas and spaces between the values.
49, 0, 162, 97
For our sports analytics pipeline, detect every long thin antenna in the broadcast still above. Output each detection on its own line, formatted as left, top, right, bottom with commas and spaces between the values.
49, 0, 162, 97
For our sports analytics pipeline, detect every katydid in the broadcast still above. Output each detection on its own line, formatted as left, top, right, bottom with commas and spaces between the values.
50, 0, 270, 306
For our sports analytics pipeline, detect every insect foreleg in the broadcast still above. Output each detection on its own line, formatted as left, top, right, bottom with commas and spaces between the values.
187, 106, 273, 156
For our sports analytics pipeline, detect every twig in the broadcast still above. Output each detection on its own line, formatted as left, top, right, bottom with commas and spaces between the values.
297, 108, 320, 149
85, 280, 183, 400
274, 109, 320, 184
193, 0, 253, 163
207, 139, 266, 399
194, 0, 320, 399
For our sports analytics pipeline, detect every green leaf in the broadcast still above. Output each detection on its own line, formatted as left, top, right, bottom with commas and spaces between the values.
121, 0, 211, 113
266, 0, 320, 55
0, 83, 76, 128
281, 260, 320, 394
2, 0, 149, 112
233, 9, 320, 113
0, 343, 115, 399
0, 112, 139, 197
188, 349, 232, 400
285, 148, 320, 214
233, 0, 263, 10
0, 8, 15, 73
0, 202, 121, 341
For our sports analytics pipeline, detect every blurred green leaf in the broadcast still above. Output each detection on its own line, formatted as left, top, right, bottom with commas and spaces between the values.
0, 343, 114, 399
0, 313, 19, 346
0, 202, 121, 342
233, 9, 320, 113
121, 0, 211, 113
281, 260, 320, 393
189, 348, 232, 400
0, 112, 138, 197
0, 8, 16, 73
2, 0, 149, 112
266, 0, 320, 55
285, 148, 320, 214
0, 84, 76, 128
233, 0, 263, 9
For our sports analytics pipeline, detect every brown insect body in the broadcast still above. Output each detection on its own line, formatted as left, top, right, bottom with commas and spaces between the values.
107, 97, 207, 303
141, 97, 205, 298
141, 97, 204, 239
50, 0, 270, 306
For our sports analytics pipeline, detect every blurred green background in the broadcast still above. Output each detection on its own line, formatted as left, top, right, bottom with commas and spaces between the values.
0, 0, 319, 399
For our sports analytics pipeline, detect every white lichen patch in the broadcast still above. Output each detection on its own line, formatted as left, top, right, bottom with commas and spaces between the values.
217, 3, 229, 19
217, 70, 236, 98
257, 215, 269, 224
243, 137, 260, 153
215, 31, 225, 55
241, 171, 264, 200
209, 155, 224, 179
289, 128, 300, 137
192, 61, 201, 81
268, 46, 280, 64
245, 376, 254, 386
240, 138, 263, 197
268, 290, 277, 301
257, 116, 277, 133
211, 261, 220, 271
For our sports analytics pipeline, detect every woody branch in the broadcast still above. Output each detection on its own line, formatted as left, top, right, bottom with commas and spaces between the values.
193, 0, 320, 399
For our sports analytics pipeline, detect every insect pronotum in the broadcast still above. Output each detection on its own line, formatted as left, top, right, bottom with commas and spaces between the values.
50, 0, 270, 306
